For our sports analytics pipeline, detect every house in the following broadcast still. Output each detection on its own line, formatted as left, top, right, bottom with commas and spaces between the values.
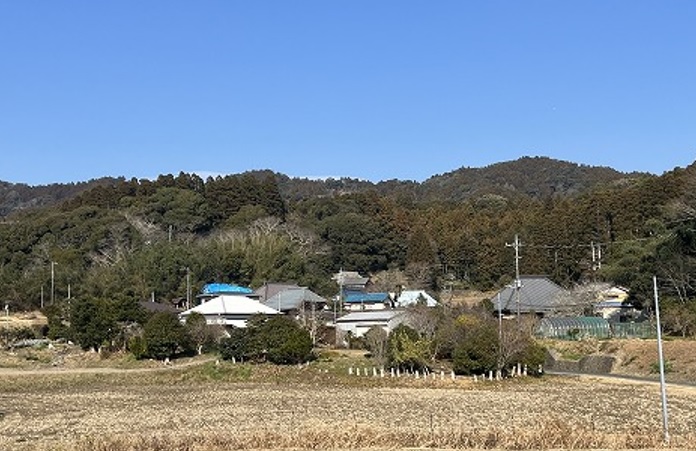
391, 290, 439, 308
491, 275, 570, 317
594, 287, 641, 322
262, 287, 328, 314
179, 295, 280, 327
343, 292, 392, 311
196, 283, 255, 303
335, 310, 409, 339
254, 282, 302, 303
333, 270, 371, 294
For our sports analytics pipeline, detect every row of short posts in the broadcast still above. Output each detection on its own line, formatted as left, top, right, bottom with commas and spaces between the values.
348, 366, 458, 381
347, 363, 543, 381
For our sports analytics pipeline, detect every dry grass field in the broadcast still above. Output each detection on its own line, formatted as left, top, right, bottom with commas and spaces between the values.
1, 358, 696, 451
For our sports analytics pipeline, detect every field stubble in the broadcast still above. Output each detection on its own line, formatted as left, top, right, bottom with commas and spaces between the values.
1, 362, 695, 450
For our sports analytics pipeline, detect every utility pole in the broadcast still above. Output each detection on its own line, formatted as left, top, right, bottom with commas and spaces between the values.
50, 261, 57, 305
591, 241, 602, 271
653, 276, 670, 444
186, 267, 191, 310
505, 235, 522, 321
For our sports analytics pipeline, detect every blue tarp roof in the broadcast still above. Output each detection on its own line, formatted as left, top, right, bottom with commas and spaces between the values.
202, 283, 253, 295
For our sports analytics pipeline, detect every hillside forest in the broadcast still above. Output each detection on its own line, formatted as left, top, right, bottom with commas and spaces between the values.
2, 156, 696, 337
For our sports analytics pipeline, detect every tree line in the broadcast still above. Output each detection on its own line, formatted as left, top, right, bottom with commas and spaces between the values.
1, 162, 696, 335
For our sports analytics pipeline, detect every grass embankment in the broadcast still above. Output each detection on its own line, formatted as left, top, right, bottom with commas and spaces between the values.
543, 338, 696, 382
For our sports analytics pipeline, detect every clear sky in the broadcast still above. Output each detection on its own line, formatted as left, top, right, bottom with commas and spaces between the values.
1, 1, 695, 186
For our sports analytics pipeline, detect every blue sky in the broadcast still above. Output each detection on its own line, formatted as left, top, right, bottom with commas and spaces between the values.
1, 1, 695, 185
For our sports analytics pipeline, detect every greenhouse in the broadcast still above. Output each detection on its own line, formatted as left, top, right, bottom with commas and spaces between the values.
536, 317, 612, 339
536, 316, 656, 340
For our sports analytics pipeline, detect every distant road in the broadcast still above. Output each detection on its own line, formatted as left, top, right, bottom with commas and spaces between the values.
546, 370, 696, 390
0, 356, 215, 376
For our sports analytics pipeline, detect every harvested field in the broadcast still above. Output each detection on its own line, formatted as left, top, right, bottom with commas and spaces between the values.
1, 362, 695, 450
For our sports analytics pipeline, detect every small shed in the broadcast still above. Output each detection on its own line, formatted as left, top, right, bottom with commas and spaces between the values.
335, 310, 408, 338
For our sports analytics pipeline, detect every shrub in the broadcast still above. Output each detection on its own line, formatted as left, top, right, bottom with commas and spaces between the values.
387, 324, 430, 371
69, 297, 116, 351
219, 314, 313, 365
452, 331, 497, 375
127, 336, 147, 360
142, 312, 191, 360
267, 327, 313, 365
219, 327, 256, 362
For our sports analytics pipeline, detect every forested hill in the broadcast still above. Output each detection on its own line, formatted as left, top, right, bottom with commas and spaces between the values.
2, 156, 696, 329
0, 157, 641, 216
418, 156, 646, 202
273, 156, 646, 203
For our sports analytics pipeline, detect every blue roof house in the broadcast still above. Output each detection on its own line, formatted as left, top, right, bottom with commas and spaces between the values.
343, 292, 392, 311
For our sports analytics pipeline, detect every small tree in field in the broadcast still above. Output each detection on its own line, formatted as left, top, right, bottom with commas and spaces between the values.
364, 326, 389, 366
219, 327, 256, 362
185, 312, 219, 354
143, 312, 191, 360
69, 297, 115, 351
387, 324, 430, 371
219, 314, 313, 364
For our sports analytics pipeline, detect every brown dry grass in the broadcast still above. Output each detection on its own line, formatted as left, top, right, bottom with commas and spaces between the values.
0, 310, 47, 329
1, 361, 695, 450
544, 338, 696, 382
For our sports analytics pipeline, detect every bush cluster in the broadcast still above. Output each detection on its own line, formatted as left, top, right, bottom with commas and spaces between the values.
219, 314, 313, 365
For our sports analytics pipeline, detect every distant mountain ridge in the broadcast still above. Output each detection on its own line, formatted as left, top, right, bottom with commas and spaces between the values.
0, 177, 122, 217
418, 156, 648, 202
277, 156, 649, 203
0, 157, 651, 217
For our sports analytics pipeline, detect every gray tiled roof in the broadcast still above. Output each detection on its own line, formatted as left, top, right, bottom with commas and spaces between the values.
254, 283, 301, 302
492, 276, 569, 314
262, 288, 328, 312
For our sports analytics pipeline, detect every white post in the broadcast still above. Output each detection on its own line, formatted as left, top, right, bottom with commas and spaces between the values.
653, 276, 670, 444
349, 367, 353, 375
